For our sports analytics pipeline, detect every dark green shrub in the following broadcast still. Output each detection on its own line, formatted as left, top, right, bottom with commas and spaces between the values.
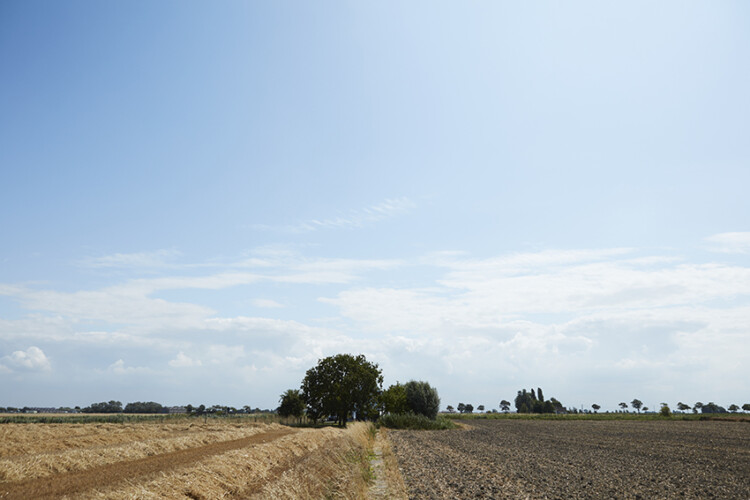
380, 383, 409, 415
404, 380, 440, 420
379, 412, 455, 430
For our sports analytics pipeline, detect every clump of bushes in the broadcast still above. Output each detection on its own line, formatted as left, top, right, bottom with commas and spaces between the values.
379, 380, 447, 429
379, 413, 455, 430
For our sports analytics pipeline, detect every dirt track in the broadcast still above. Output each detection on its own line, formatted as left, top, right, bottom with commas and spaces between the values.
389, 419, 750, 499
0, 427, 294, 499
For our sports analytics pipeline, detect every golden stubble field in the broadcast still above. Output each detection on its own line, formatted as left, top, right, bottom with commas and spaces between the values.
0, 420, 374, 499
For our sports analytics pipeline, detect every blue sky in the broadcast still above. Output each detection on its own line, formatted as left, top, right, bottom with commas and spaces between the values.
1, 1, 749, 412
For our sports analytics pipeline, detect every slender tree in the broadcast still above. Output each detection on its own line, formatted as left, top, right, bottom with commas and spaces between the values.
404, 380, 441, 420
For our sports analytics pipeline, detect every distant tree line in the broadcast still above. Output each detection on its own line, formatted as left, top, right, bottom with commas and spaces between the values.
440, 392, 750, 415
68, 401, 272, 415
82, 400, 123, 413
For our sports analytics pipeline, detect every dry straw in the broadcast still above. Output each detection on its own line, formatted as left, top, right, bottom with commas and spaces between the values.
1, 421, 380, 499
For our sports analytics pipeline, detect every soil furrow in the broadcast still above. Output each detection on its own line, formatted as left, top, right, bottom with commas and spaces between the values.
389, 420, 750, 499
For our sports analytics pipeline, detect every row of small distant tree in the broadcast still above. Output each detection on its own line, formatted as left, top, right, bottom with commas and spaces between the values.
277, 353, 441, 427
589, 400, 750, 414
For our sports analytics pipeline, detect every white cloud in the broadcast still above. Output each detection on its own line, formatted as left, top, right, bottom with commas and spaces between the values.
1, 346, 51, 371
251, 299, 284, 308
325, 252, 750, 334
168, 351, 202, 368
705, 232, 750, 254
11, 286, 214, 329
206, 345, 245, 365
318, 248, 750, 409
108, 359, 153, 375
2, 243, 749, 409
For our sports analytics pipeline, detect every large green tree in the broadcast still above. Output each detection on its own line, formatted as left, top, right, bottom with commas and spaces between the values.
301, 353, 383, 426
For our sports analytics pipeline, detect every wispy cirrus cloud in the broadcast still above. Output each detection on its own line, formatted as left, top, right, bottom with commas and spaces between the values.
253, 197, 415, 233
78, 249, 182, 269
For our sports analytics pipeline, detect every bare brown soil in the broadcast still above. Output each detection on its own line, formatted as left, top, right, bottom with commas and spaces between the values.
0, 427, 293, 499
389, 419, 750, 499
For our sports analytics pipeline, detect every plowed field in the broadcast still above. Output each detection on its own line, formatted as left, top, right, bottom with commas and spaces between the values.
389, 419, 750, 499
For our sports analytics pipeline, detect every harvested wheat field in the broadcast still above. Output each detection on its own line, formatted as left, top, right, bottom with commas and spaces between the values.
0, 420, 374, 499
389, 419, 750, 499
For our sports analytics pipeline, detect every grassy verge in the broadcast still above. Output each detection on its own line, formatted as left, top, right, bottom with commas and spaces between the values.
370, 427, 409, 500
378, 413, 456, 430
